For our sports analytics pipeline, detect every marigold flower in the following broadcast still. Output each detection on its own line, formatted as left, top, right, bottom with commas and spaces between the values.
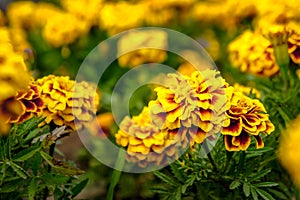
10, 82, 43, 124
62, 0, 103, 27
35, 75, 99, 131
117, 29, 167, 67
287, 22, 300, 64
98, 2, 146, 35
228, 30, 279, 77
149, 70, 228, 144
278, 115, 300, 188
0, 98, 24, 135
7, 1, 36, 29
115, 107, 180, 167
42, 13, 89, 47
222, 91, 275, 151
33, 2, 63, 27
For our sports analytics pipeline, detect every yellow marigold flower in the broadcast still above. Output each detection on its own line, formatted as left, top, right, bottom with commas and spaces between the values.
10, 82, 43, 123
98, 2, 146, 35
0, 98, 24, 135
35, 75, 99, 131
177, 62, 196, 76
7, 1, 36, 29
62, 0, 103, 26
149, 69, 228, 144
228, 30, 279, 77
117, 29, 167, 67
33, 2, 63, 27
222, 91, 275, 151
42, 12, 89, 47
233, 83, 261, 99
115, 107, 179, 168
278, 115, 300, 188
287, 22, 300, 64
8, 28, 31, 53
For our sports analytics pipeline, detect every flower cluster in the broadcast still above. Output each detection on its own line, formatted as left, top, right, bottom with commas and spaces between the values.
221, 90, 275, 151
116, 69, 231, 167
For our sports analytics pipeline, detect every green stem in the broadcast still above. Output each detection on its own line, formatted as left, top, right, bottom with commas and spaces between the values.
43, 142, 56, 200
203, 141, 218, 173
106, 149, 126, 200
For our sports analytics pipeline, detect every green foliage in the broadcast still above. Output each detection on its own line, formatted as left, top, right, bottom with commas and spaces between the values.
151, 138, 294, 200
0, 118, 87, 199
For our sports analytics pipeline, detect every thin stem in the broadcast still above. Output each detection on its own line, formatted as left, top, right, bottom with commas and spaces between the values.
203, 141, 218, 173
43, 142, 56, 200
106, 149, 126, 200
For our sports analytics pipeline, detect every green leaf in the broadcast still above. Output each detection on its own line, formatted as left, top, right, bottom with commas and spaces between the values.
268, 188, 289, 199
71, 178, 89, 197
150, 187, 170, 194
229, 180, 241, 190
256, 188, 276, 200
40, 151, 54, 167
28, 178, 38, 200
6, 161, 28, 179
243, 183, 250, 197
13, 145, 40, 162
251, 187, 258, 200
248, 169, 271, 182
254, 182, 279, 188
154, 171, 179, 187
170, 162, 185, 183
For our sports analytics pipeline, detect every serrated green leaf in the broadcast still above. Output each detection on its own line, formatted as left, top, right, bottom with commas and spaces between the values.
243, 183, 250, 197
254, 182, 279, 188
170, 162, 185, 183
153, 171, 179, 187
6, 161, 28, 179
248, 169, 271, 182
257, 188, 276, 200
71, 178, 89, 197
229, 180, 241, 190
251, 187, 258, 200
268, 188, 289, 199
40, 151, 54, 167
14, 145, 40, 162
28, 178, 38, 200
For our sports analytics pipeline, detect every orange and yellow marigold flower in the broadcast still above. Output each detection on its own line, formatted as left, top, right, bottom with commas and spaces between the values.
222, 90, 275, 151
35, 75, 99, 131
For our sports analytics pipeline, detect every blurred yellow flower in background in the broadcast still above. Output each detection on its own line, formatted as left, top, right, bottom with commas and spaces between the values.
98, 2, 146, 35
42, 13, 89, 47
278, 115, 300, 188
118, 29, 167, 67
222, 91, 275, 151
62, 0, 103, 27
0, 27, 31, 135
35, 75, 99, 131
228, 30, 279, 77
7, 1, 36, 29
0, 10, 5, 26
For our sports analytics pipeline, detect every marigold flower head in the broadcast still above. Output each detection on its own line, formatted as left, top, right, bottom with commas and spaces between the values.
7, 1, 36, 29
287, 22, 300, 64
35, 75, 99, 131
42, 13, 89, 47
33, 2, 63, 27
62, 0, 103, 26
222, 91, 275, 151
117, 30, 167, 67
149, 69, 228, 144
10, 82, 43, 124
228, 30, 279, 77
115, 107, 181, 168
278, 115, 300, 188
98, 2, 146, 35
